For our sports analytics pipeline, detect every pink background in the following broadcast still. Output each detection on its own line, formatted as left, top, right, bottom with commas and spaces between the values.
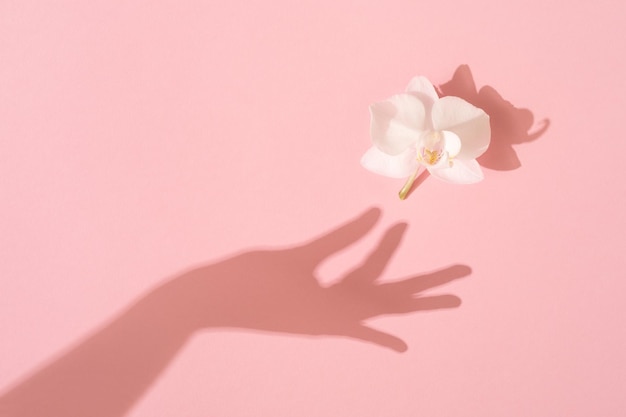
1, 0, 626, 416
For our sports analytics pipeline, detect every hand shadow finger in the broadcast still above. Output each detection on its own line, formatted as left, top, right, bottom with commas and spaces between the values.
295, 207, 380, 267
343, 323, 408, 352
385, 264, 471, 294
386, 294, 462, 314
339, 222, 408, 286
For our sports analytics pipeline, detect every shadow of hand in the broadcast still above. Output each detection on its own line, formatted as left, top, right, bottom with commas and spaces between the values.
174, 208, 469, 352
0, 208, 469, 417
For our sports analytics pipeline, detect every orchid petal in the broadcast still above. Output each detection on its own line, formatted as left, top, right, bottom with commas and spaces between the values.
442, 130, 461, 158
428, 158, 484, 184
432, 96, 491, 160
360, 146, 419, 179
405, 76, 439, 104
370, 93, 426, 155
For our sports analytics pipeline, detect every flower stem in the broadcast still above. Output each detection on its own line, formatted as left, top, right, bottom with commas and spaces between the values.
398, 168, 422, 200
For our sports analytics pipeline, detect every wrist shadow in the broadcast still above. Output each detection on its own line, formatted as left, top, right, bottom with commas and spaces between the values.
0, 208, 469, 417
438, 65, 550, 171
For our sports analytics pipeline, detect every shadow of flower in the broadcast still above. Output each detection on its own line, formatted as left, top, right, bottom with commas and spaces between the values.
438, 65, 550, 170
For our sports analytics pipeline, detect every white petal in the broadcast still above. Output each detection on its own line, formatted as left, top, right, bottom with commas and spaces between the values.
442, 130, 461, 158
428, 159, 484, 184
431, 96, 491, 160
405, 76, 439, 104
370, 93, 426, 155
361, 146, 419, 179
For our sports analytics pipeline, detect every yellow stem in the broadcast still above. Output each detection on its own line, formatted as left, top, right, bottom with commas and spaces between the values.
398, 168, 422, 200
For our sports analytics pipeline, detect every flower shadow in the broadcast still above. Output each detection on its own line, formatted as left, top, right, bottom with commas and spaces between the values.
437, 65, 550, 170
0, 208, 469, 417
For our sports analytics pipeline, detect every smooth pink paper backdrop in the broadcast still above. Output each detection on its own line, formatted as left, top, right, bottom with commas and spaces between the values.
2, 0, 625, 416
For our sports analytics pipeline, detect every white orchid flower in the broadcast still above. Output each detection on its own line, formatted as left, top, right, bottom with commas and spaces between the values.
361, 76, 491, 199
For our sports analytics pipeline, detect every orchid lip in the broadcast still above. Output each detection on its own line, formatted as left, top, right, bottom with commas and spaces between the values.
414, 130, 459, 169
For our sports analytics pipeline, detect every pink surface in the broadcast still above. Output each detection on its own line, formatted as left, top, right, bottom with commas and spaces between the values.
1, 1, 625, 416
